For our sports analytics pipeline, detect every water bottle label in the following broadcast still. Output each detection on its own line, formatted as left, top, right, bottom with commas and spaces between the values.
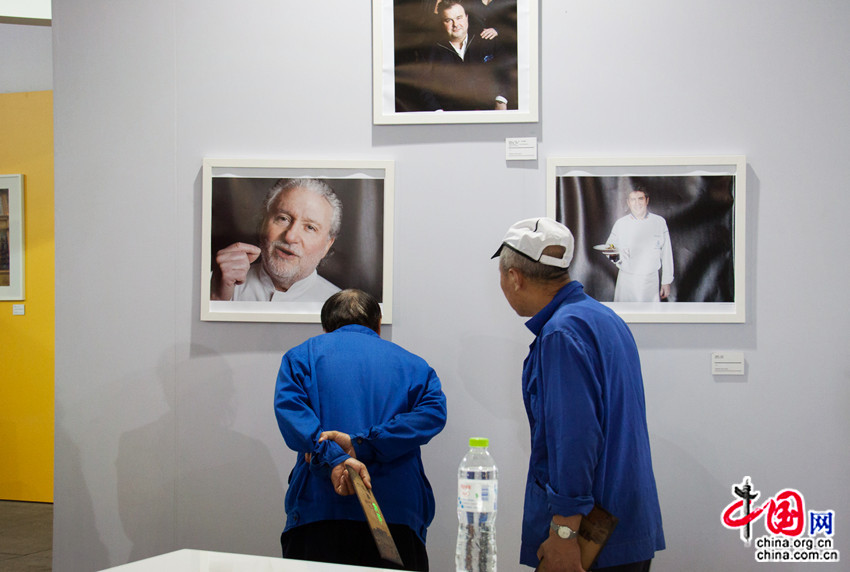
458, 478, 497, 512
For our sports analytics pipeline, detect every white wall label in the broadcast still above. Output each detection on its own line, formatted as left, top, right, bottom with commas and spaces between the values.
712, 351, 745, 375
505, 137, 537, 161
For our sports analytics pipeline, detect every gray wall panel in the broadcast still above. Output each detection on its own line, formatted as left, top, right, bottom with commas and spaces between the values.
51, 1, 850, 570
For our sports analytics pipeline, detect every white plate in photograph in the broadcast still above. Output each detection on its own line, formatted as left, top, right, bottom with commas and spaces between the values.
593, 244, 619, 254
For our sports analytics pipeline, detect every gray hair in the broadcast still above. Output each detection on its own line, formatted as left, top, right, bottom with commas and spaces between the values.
321, 289, 382, 333
499, 245, 570, 283
263, 178, 343, 238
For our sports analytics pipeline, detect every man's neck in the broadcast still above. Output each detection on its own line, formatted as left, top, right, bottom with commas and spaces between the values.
525, 279, 571, 316
272, 281, 293, 292
263, 264, 309, 293
450, 34, 467, 51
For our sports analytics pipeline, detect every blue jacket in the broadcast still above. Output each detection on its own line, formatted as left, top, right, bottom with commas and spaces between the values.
520, 281, 665, 568
274, 325, 447, 543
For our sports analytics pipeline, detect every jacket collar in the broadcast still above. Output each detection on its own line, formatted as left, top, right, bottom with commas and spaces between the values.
524, 281, 584, 336
331, 324, 380, 337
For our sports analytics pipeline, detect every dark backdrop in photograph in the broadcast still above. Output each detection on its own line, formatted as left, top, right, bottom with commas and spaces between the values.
211, 177, 385, 301
392, 0, 518, 112
555, 175, 736, 303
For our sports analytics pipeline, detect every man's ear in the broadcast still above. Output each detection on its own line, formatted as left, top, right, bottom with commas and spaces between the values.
507, 267, 524, 291
322, 236, 336, 258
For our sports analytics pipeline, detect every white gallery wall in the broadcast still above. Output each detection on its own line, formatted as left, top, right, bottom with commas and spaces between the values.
0, 21, 51, 93
50, 1, 849, 571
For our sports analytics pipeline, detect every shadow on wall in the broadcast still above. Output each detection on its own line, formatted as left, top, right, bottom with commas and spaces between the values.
458, 334, 527, 417
54, 402, 110, 571
650, 435, 755, 570
117, 345, 284, 562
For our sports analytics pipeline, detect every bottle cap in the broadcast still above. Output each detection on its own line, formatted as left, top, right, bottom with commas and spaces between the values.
469, 437, 489, 447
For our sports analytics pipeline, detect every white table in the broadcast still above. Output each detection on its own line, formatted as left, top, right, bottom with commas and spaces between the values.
100, 549, 401, 571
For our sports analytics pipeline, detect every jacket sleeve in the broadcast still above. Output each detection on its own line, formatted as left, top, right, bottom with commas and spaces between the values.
351, 367, 447, 464
539, 330, 602, 518
274, 349, 348, 473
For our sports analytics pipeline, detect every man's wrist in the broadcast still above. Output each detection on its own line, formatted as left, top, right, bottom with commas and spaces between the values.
550, 520, 579, 540
549, 514, 582, 541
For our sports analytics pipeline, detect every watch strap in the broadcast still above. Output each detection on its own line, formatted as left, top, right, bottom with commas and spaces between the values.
550, 520, 578, 540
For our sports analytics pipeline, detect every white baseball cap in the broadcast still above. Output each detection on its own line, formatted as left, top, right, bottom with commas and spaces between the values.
492, 217, 575, 268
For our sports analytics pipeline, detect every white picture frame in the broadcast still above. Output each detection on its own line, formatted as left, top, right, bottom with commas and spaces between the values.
373, 0, 539, 125
0, 174, 24, 301
547, 156, 746, 323
201, 159, 394, 323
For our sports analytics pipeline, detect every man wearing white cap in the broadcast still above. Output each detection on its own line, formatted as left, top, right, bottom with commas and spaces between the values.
493, 217, 665, 572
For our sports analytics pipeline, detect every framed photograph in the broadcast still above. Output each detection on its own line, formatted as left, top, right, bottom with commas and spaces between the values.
0, 174, 24, 301
201, 159, 394, 323
547, 156, 746, 323
373, 0, 539, 125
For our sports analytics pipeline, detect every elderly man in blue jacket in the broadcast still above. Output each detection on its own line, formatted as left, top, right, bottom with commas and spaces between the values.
493, 218, 665, 572
274, 289, 447, 571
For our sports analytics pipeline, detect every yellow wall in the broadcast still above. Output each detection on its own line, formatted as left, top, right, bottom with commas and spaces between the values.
0, 90, 54, 502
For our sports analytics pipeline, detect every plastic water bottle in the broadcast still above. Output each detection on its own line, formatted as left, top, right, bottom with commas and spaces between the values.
456, 437, 498, 571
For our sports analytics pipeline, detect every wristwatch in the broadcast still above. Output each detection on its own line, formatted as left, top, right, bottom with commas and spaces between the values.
550, 521, 578, 540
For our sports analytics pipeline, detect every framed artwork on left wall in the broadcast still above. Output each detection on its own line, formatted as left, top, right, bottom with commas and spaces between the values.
0, 174, 24, 301
201, 159, 394, 323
